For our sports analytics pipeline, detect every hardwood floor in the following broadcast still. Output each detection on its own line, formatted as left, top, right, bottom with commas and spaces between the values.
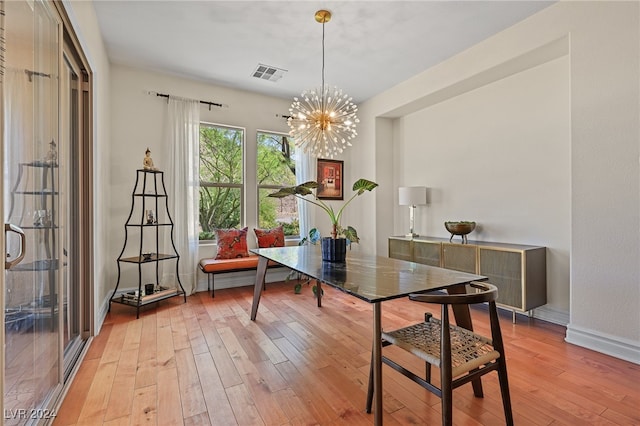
53, 281, 640, 425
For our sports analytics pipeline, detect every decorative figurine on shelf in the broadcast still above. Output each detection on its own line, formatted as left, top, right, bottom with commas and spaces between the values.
142, 147, 158, 170
145, 209, 156, 224
44, 140, 58, 165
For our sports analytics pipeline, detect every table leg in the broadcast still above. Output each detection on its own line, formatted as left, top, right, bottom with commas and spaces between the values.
250, 257, 269, 321
316, 279, 322, 307
448, 283, 484, 397
373, 302, 383, 425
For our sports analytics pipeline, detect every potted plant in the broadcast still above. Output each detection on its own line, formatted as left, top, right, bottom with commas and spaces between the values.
269, 178, 378, 262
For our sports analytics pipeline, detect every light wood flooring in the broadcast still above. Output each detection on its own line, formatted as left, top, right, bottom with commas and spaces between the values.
53, 281, 640, 425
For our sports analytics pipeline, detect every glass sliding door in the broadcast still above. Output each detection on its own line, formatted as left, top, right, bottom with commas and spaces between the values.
2, 0, 61, 423
2, 1, 92, 421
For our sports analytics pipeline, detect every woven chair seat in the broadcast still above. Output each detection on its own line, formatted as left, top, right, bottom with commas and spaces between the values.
367, 282, 513, 425
382, 317, 500, 378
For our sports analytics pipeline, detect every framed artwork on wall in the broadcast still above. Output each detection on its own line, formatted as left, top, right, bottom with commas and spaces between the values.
317, 159, 344, 200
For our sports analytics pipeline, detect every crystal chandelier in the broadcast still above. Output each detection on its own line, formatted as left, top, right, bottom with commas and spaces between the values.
287, 10, 359, 159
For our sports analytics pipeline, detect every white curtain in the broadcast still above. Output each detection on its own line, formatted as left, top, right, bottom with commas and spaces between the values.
295, 149, 316, 239
162, 97, 200, 294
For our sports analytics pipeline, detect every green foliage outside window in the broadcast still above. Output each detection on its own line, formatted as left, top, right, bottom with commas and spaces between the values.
199, 125, 243, 239
257, 132, 299, 236
198, 126, 301, 240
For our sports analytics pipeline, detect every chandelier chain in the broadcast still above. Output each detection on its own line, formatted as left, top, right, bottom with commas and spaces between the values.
321, 17, 325, 112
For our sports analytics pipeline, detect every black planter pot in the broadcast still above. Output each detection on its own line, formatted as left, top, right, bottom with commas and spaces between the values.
321, 237, 347, 262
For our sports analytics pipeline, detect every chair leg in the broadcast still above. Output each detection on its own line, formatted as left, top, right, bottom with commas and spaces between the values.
210, 274, 215, 298
470, 367, 484, 398
486, 301, 513, 425
441, 380, 453, 426
498, 358, 514, 425
366, 350, 374, 413
440, 305, 453, 426
424, 312, 432, 383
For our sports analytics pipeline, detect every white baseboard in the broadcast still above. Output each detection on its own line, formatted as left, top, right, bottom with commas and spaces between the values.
97, 292, 111, 333
495, 304, 569, 326
531, 305, 570, 326
512, 307, 640, 365
565, 323, 640, 365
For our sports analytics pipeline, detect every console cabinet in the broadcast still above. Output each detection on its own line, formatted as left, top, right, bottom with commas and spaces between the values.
442, 243, 476, 274
413, 239, 441, 266
389, 236, 547, 316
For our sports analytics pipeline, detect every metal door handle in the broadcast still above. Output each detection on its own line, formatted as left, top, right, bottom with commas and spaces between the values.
5, 223, 26, 270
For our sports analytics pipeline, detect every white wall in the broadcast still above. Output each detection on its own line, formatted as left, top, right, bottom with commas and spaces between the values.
397, 56, 571, 314
353, 1, 639, 363
109, 65, 294, 294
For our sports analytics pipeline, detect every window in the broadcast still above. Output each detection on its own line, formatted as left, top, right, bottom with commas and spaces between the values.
199, 123, 244, 240
257, 131, 299, 236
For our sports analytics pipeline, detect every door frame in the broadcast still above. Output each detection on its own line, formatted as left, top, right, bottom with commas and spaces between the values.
54, 0, 95, 381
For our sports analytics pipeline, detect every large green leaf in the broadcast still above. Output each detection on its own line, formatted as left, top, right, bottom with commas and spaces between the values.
267, 178, 377, 245
295, 181, 319, 195
353, 178, 378, 195
298, 181, 319, 189
268, 181, 319, 198
342, 226, 359, 243
268, 187, 298, 198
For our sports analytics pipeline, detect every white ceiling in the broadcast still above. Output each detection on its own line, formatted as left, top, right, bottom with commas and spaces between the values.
93, 1, 553, 103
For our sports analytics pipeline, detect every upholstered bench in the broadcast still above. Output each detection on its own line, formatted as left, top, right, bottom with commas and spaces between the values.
198, 255, 281, 297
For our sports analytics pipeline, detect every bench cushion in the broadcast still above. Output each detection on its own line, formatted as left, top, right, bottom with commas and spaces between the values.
199, 255, 279, 273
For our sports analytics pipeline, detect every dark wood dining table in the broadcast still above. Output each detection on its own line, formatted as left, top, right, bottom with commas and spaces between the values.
249, 245, 487, 425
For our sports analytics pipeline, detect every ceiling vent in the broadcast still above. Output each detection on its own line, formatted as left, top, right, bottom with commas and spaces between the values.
251, 64, 287, 82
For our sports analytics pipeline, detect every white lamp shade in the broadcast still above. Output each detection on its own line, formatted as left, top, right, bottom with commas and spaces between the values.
398, 186, 427, 206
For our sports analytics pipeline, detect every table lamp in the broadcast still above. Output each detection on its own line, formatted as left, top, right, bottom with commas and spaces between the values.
398, 186, 428, 238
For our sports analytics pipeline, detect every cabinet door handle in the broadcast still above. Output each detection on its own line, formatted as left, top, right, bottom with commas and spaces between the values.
5, 223, 26, 270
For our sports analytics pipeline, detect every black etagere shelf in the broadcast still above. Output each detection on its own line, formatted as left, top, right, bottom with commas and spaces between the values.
109, 169, 186, 318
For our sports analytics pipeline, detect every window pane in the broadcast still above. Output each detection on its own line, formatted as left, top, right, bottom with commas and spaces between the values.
257, 132, 299, 237
199, 123, 244, 241
200, 125, 243, 184
199, 186, 241, 240
257, 133, 296, 186
259, 188, 299, 236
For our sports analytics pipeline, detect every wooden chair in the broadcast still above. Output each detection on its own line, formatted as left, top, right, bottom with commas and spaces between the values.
366, 281, 513, 425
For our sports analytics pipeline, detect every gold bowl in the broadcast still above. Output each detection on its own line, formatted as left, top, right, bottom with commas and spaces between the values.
444, 221, 476, 243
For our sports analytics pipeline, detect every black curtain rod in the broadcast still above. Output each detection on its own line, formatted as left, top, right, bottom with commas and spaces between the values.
154, 92, 224, 110
25, 69, 51, 82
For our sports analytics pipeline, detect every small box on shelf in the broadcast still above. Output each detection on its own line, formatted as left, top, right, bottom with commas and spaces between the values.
119, 286, 178, 305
